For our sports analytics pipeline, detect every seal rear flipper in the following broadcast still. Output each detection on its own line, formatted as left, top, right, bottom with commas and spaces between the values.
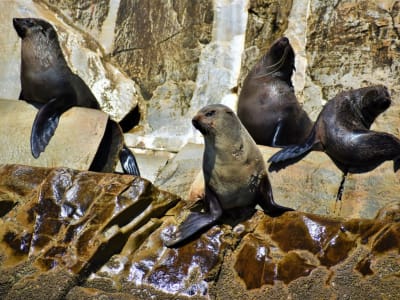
268, 127, 317, 172
257, 174, 294, 217
119, 144, 140, 176
164, 187, 222, 248
31, 97, 74, 158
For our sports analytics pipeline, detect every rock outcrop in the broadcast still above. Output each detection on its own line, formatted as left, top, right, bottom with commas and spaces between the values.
0, 164, 399, 299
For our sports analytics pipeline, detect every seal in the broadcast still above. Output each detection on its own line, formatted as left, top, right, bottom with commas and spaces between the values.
13, 17, 140, 176
237, 37, 313, 147
164, 104, 293, 247
268, 85, 400, 199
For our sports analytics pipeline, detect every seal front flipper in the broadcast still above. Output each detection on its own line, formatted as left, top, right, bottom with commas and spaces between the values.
31, 97, 74, 158
257, 174, 294, 216
268, 127, 318, 172
119, 144, 140, 176
164, 187, 223, 248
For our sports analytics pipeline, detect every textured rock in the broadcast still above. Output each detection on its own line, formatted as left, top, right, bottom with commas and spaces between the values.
305, 0, 400, 105
1, 164, 399, 299
0, 164, 179, 298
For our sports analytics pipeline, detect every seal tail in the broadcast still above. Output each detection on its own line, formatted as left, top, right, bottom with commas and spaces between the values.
268, 128, 316, 172
31, 97, 74, 158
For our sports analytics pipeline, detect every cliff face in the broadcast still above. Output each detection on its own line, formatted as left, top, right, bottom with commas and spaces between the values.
2, 0, 398, 150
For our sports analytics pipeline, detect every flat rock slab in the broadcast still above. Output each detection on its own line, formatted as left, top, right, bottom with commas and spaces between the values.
160, 143, 400, 220
0, 99, 108, 171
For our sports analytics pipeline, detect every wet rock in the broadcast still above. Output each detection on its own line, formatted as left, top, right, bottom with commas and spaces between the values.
1, 164, 400, 299
0, 164, 179, 298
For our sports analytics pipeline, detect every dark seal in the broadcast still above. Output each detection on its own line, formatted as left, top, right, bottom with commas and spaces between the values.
268, 85, 400, 199
237, 37, 313, 147
164, 104, 293, 247
13, 17, 139, 175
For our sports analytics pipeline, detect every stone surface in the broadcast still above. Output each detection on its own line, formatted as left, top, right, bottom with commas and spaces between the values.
0, 164, 399, 299
161, 143, 400, 220
0, 164, 179, 298
0, 100, 109, 171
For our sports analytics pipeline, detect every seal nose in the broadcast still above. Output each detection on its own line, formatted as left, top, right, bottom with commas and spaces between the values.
13, 18, 27, 38
192, 116, 200, 130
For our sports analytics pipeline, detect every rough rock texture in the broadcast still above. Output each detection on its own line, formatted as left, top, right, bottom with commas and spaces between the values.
0, 164, 179, 299
0, 164, 399, 299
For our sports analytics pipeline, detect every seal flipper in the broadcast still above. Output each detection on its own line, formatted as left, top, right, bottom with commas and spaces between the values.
268, 127, 317, 172
119, 145, 140, 176
164, 187, 223, 248
31, 97, 74, 158
257, 174, 294, 216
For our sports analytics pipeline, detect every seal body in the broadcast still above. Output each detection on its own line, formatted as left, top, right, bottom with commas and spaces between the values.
164, 104, 293, 247
237, 37, 312, 147
269, 85, 400, 174
13, 18, 139, 175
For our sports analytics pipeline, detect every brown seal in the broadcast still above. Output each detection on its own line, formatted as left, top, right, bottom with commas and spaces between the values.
268, 85, 400, 200
237, 37, 313, 147
13, 17, 139, 175
164, 104, 293, 247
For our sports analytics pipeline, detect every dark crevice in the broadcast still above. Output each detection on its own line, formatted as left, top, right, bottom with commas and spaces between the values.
119, 105, 141, 133
112, 29, 185, 56
89, 119, 122, 173
0, 200, 17, 217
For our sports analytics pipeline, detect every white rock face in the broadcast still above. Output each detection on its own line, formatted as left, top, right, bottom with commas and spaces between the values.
125, 0, 249, 149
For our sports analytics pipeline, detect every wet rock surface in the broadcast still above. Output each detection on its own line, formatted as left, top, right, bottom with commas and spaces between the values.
1, 164, 399, 299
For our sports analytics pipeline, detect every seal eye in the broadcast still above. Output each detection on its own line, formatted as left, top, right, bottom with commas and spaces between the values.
205, 110, 215, 117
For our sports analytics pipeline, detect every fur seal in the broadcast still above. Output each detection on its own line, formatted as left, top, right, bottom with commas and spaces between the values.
164, 104, 293, 247
268, 85, 400, 199
13, 17, 140, 176
237, 37, 313, 147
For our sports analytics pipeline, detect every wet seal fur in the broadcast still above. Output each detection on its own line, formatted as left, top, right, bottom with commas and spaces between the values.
13, 17, 140, 175
237, 37, 313, 147
164, 104, 293, 247
268, 85, 400, 200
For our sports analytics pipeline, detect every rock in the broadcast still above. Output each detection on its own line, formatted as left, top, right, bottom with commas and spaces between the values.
305, 0, 400, 105
0, 100, 109, 171
0, 164, 179, 298
0, 164, 399, 299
